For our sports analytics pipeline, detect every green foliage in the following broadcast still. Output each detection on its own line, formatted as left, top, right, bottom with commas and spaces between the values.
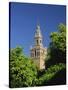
50, 23, 66, 52
46, 23, 66, 68
9, 46, 38, 88
37, 63, 65, 86
48, 68, 66, 85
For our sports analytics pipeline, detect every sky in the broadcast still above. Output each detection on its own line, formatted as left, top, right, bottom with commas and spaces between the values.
10, 2, 66, 56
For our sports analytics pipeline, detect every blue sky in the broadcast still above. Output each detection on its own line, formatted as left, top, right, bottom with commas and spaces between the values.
10, 2, 66, 56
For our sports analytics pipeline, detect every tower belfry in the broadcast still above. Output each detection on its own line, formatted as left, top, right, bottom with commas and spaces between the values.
35, 24, 43, 46
30, 23, 47, 70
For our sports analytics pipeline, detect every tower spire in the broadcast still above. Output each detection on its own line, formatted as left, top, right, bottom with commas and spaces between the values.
35, 22, 42, 38
34, 22, 43, 46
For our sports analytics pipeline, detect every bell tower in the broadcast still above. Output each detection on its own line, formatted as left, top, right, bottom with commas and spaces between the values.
30, 23, 47, 70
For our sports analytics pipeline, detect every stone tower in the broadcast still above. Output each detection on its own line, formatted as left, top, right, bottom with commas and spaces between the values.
30, 23, 47, 70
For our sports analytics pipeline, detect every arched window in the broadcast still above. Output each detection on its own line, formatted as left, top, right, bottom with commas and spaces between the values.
36, 40, 38, 45
35, 50, 36, 57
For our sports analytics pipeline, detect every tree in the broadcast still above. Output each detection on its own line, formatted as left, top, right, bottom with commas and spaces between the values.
46, 23, 66, 68
37, 63, 65, 86
50, 23, 66, 52
9, 46, 38, 88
